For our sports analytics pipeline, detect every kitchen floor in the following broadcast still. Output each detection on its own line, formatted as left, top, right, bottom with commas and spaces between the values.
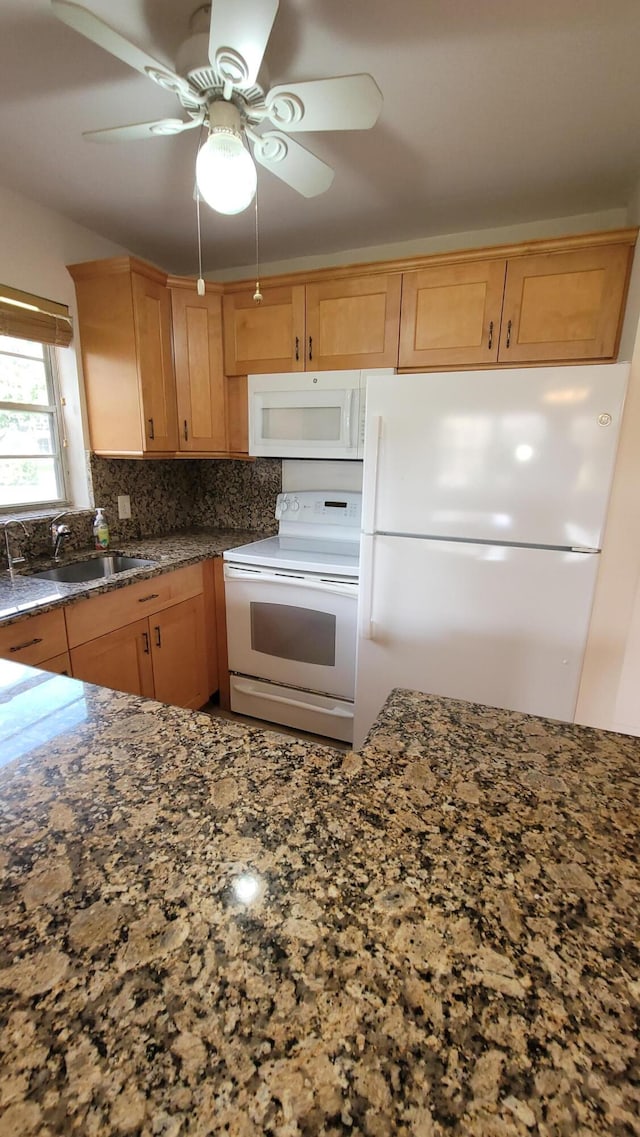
203, 700, 351, 752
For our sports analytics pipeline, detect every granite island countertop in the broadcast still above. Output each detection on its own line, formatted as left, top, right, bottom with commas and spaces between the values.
0, 664, 638, 1136
0, 528, 274, 626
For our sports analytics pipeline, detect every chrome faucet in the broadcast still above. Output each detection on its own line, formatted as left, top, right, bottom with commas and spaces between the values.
1, 519, 29, 573
50, 511, 74, 560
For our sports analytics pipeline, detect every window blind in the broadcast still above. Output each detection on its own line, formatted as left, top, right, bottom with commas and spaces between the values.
0, 284, 73, 348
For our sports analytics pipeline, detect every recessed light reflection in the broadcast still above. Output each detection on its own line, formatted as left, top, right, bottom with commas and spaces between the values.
232, 872, 262, 905
493, 513, 512, 528
515, 444, 534, 462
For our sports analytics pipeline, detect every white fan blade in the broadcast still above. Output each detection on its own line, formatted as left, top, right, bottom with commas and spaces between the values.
208, 0, 279, 89
265, 75, 383, 132
251, 131, 334, 198
51, 1, 203, 103
83, 118, 202, 143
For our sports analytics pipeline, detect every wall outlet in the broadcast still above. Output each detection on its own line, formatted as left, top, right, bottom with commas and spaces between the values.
117, 494, 132, 520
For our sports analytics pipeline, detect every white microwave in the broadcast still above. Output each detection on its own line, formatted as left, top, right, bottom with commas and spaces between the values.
248, 369, 393, 459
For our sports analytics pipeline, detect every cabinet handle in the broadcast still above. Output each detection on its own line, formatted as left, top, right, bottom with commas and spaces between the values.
487, 320, 494, 350
61, 670, 69, 676
142, 631, 150, 655
154, 624, 161, 648
308, 336, 313, 361
138, 593, 159, 603
9, 636, 43, 653
506, 319, 512, 348
148, 417, 155, 440
295, 336, 299, 361
183, 420, 189, 442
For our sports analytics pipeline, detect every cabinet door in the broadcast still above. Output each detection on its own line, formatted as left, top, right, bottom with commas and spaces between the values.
37, 652, 72, 676
499, 244, 632, 363
305, 274, 401, 369
222, 286, 305, 375
171, 287, 227, 453
131, 271, 178, 451
150, 595, 209, 710
399, 260, 506, 368
70, 617, 155, 698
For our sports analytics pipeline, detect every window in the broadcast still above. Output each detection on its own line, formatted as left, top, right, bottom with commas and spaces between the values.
0, 284, 72, 514
0, 336, 68, 512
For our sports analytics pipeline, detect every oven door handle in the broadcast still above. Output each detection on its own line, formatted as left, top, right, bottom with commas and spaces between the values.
233, 679, 354, 719
224, 566, 358, 598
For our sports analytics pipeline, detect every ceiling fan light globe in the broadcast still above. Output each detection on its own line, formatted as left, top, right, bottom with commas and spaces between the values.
196, 131, 257, 215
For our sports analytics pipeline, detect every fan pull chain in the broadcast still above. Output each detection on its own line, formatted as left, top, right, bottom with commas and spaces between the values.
253, 184, 262, 304
195, 187, 205, 296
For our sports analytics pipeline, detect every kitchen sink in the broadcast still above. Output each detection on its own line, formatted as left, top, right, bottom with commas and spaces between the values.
31, 555, 157, 583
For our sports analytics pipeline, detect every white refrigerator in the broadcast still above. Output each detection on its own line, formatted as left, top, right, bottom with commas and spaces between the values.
354, 364, 628, 748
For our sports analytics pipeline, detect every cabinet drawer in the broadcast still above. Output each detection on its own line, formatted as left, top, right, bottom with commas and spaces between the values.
36, 651, 72, 676
0, 608, 67, 666
65, 563, 205, 648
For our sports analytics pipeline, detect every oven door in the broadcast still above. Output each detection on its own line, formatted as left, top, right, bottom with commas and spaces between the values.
224, 563, 359, 699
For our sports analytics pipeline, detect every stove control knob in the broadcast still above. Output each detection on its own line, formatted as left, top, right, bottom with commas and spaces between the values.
280, 497, 289, 513
290, 498, 300, 512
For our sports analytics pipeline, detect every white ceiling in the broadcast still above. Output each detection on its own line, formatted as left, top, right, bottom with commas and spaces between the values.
1, 0, 639, 276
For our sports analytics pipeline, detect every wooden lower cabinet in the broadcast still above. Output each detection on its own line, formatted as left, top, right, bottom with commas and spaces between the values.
70, 617, 155, 700
71, 600, 208, 709
66, 564, 213, 709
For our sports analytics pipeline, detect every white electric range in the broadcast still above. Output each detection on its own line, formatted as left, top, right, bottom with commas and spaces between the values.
223, 491, 361, 742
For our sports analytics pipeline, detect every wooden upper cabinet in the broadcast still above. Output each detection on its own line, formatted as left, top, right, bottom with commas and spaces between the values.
170, 283, 228, 453
399, 260, 506, 368
68, 257, 178, 456
223, 285, 305, 375
498, 243, 633, 363
305, 273, 401, 370
131, 271, 178, 451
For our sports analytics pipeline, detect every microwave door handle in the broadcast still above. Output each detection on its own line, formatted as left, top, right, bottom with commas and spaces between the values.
224, 566, 358, 598
233, 679, 354, 719
344, 388, 356, 449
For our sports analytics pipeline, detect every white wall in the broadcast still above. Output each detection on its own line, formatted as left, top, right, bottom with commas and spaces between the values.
212, 207, 628, 281
0, 183, 128, 508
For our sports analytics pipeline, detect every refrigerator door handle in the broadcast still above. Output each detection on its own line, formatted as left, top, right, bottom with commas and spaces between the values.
362, 415, 382, 534
360, 533, 375, 640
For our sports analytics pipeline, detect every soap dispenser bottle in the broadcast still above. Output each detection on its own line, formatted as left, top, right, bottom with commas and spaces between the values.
93, 508, 110, 550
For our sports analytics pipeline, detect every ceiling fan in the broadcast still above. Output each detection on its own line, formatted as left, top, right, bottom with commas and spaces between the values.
50, 0, 384, 215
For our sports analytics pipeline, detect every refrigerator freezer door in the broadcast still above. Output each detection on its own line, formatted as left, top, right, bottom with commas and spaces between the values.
363, 364, 628, 548
354, 535, 600, 748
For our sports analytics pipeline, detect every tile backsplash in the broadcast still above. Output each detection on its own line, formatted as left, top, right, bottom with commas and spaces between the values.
90, 455, 282, 541
1, 457, 282, 570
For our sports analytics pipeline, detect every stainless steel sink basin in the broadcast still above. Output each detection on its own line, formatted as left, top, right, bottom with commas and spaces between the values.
31, 555, 157, 583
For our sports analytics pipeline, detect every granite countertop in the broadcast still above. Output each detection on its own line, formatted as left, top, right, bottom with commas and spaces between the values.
0, 662, 638, 1136
0, 529, 273, 626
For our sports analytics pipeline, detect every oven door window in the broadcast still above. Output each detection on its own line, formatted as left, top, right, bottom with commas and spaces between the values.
250, 602, 336, 666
